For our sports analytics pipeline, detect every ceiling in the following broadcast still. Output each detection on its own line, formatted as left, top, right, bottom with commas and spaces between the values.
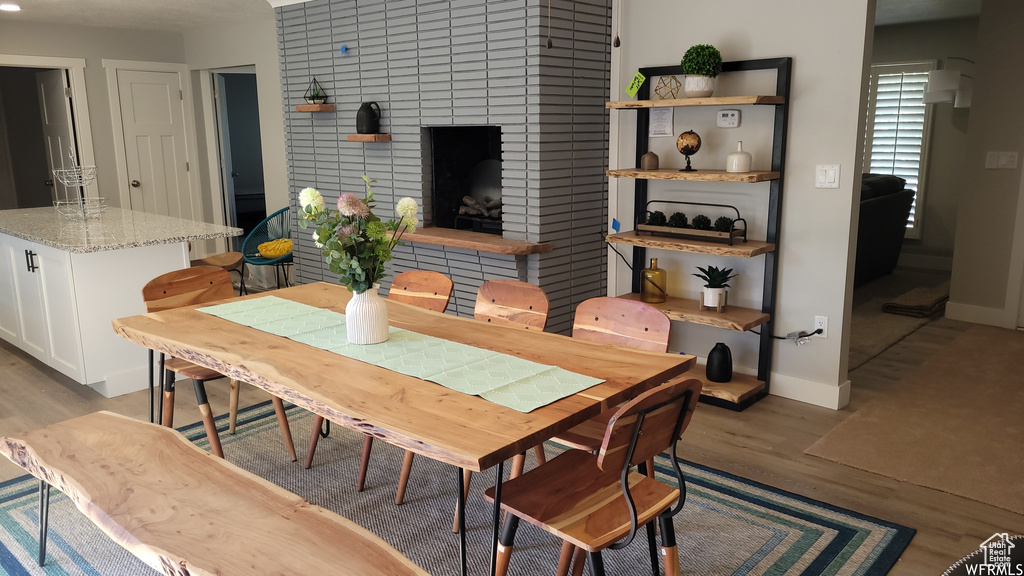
0, 0, 272, 33
875, 0, 983, 26
0, 0, 983, 34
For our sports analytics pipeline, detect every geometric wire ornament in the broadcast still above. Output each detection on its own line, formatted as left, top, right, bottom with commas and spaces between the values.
655, 75, 682, 100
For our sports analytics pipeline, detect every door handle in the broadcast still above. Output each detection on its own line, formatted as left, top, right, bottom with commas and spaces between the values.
131, 180, 141, 188
25, 250, 38, 273
44, 179, 54, 187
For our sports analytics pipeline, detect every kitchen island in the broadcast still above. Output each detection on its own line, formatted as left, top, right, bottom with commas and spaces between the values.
0, 207, 241, 397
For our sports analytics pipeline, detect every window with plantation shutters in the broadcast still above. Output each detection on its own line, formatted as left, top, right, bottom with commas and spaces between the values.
862, 61, 935, 239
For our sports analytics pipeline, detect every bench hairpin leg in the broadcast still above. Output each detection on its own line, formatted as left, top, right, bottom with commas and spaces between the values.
38, 480, 50, 566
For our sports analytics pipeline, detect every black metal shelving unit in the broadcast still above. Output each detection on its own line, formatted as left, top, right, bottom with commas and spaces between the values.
611, 57, 792, 411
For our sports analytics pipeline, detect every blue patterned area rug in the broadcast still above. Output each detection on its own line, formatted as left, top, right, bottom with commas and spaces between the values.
0, 402, 914, 575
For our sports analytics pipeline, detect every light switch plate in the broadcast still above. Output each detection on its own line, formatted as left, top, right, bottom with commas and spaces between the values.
815, 165, 840, 189
986, 152, 999, 169
998, 151, 1019, 169
716, 109, 740, 128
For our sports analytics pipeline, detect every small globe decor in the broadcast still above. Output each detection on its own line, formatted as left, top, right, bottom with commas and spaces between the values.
676, 130, 701, 172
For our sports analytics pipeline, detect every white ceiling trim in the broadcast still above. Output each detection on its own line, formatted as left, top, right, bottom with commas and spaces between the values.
266, 0, 309, 7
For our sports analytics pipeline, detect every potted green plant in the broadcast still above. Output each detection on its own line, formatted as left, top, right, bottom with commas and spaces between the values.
681, 44, 722, 98
693, 265, 737, 309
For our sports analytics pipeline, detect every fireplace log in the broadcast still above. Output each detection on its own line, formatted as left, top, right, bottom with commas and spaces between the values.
484, 198, 502, 210
459, 205, 486, 216
487, 208, 502, 218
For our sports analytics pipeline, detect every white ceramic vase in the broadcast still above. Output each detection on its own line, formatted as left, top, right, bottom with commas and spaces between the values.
726, 141, 752, 173
702, 287, 728, 309
346, 284, 390, 344
683, 75, 715, 98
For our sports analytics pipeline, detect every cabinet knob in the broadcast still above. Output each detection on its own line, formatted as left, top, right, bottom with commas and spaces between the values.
131, 180, 141, 188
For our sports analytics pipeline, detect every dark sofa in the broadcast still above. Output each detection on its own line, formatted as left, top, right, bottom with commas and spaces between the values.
854, 174, 915, 286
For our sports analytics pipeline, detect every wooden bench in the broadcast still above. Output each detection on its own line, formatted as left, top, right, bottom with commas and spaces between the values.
0, 411, 430, 576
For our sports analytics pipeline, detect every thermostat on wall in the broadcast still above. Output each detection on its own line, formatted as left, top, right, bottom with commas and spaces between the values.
717, 109, 740, 128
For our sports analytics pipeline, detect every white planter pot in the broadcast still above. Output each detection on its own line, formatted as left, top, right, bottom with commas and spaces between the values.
345, 284, 390, 344
702, 287, 728, 308
683, 75, 715, 98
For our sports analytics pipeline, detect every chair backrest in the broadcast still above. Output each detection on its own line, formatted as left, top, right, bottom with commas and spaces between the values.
242, 207, 291, 259
572, 297, 671, 352
474, 279, 549, 330
596, 377, 702, 474
142, 266, 236, 313
388, 270, 454, 313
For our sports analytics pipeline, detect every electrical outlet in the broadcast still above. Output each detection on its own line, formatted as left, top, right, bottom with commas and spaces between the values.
814, 316, 828, 338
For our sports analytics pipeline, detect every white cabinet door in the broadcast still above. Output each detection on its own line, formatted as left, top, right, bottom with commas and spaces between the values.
0, 234, 22, 342
35, 242, 84, 381
7, 236, 49, 363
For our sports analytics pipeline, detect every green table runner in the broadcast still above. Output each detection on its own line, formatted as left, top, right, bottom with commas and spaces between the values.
198, 296, 603, 413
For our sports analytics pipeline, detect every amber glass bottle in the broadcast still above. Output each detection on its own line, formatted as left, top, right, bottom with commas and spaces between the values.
640, 258, 667, 303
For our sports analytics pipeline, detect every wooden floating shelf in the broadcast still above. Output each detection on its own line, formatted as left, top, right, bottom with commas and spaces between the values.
606, 231, 775, 258
692, 365, 766, 405
295, 103, 335, 112
397, 227, 553, 256
607, 169, 779, 183
607, 95, 785, 109
347, 133, 392, 142
617, 293, 769, 332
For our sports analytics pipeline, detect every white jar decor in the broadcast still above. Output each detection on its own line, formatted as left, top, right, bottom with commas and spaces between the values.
726, 141, 752, 173
345, 284, 390, 344
683, 75, 715, 98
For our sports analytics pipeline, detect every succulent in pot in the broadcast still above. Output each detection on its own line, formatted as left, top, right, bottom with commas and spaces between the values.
693, 265, 737, 309
681, 44, 722, 98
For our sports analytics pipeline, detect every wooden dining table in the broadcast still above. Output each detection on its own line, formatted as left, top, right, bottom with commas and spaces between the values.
113, 282, 695, 576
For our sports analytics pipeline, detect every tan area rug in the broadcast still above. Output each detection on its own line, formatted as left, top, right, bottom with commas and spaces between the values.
809, 324, 1024, 514
849, 270, 950, 370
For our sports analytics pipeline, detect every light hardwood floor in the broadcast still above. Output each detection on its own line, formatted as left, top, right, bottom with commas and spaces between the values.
1, 318, 1021, 575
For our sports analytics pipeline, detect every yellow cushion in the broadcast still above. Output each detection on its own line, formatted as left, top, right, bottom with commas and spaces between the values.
257, 238, 293, 259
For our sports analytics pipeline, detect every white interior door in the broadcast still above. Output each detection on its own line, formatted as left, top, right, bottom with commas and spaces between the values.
36, 69, 75, 204
214, 73, 237, 229
116, 69, 196, 220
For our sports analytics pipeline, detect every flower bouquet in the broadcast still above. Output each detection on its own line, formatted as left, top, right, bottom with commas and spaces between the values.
298, 176, 418, 343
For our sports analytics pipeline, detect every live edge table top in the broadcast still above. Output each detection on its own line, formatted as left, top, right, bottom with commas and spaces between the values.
113, 283, 694, 472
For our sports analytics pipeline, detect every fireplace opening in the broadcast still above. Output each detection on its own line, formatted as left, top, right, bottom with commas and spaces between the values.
425, 126, 502, 235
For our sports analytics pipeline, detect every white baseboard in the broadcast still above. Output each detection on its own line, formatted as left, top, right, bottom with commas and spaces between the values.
769, 373, 851, 410
945, 301, 1016, 329
897, 252, 953, 271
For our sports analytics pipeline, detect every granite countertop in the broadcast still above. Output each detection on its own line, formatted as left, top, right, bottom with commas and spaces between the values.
0, 207, 243, 254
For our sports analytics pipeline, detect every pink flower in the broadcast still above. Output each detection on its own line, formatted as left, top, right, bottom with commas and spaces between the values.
337, 193, 370, 218
336, 224, 357, 238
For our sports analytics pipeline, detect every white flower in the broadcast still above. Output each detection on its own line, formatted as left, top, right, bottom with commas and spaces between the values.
299, 187, 324, 212
396, 197, 418, 220
402, 214, 419, 234
312, 230, 323, 248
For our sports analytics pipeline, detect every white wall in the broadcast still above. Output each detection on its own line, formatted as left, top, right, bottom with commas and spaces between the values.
872, 18, 978, 271
183, 14, 289, 214
0, 22, 186, 206
611, 0, 874, 408
947, 0, 1024, 328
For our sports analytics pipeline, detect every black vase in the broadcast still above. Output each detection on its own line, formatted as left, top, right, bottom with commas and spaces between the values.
356, 102, 381, 134
706, 342, 732, 383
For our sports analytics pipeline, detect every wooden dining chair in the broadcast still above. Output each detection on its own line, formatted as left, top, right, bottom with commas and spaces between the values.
484, 378, 703, 576
142, 266, 296, 461
452, 279, 550, 530
191, 250, 246, 295
553, 297, 673, 453
303, 270, 455, 506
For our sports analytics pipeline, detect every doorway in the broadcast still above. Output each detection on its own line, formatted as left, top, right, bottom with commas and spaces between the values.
0, 66, 78, 210
214, 70, 266, 248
